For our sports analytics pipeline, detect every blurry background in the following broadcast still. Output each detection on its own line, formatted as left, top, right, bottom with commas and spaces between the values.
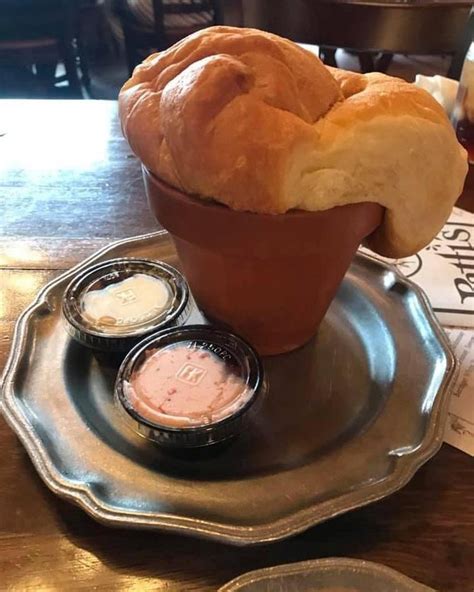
0, 0, 472, 100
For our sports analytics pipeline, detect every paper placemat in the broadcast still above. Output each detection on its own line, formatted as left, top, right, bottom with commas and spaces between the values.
443, 328, 474, 456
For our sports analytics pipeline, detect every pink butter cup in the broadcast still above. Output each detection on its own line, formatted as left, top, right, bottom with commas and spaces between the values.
115, 325, 266, 449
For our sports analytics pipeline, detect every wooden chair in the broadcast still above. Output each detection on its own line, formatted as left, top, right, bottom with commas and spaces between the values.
0, 0, 90, 97
116, 0, 222, 75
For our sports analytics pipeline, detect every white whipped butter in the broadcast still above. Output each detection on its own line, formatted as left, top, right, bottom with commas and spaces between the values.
81, 274, 170, 331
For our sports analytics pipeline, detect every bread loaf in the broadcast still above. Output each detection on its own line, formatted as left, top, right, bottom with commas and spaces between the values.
119, 26, 467, 257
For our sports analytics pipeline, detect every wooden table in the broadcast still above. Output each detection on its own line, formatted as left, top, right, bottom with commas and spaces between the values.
241, 0, 472, 72
0, 100, 473, 591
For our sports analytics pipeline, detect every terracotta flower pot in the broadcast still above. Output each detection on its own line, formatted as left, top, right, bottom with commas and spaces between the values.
144, 168, 383, 355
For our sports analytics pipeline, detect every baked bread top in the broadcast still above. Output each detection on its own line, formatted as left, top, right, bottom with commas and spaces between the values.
119, 26, 467, 257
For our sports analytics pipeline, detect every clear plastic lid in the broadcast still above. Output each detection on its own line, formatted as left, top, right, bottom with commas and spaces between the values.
114, 325, 265, 448
62, 258, 190, 351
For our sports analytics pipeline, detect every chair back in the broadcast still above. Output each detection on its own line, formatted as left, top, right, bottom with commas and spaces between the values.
151, 0, 219, 46
118, 0, 221, 72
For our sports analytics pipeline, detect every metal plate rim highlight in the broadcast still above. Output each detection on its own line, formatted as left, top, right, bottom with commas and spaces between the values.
218, 557, 436, 591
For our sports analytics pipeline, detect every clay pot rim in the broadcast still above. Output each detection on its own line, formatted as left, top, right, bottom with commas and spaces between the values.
144, 167, 379, 221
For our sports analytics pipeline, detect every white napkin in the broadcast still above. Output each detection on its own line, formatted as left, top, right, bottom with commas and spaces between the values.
414, 74, 459, 117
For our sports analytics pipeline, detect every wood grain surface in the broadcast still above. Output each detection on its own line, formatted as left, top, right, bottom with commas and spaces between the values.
0, 100, 473, 592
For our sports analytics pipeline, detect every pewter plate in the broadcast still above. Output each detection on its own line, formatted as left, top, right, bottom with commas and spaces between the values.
0, 231, 456, 545
219, 557, 436, 591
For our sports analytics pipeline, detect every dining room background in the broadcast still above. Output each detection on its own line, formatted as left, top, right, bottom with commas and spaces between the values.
0, 0, 471, 100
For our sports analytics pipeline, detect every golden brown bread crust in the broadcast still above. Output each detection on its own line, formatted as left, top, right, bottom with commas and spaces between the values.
119, 26, 467, 257
119, 26, 341, 213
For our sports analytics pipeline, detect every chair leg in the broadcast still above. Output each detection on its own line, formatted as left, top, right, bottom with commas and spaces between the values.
76, 33, 91, 92
122, 26, 140, 76
319, 46, 337, 67
358, 52, 375, 73
60, 39, 82, 97
35, 60, 57, 94
376, 53, 393, 73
